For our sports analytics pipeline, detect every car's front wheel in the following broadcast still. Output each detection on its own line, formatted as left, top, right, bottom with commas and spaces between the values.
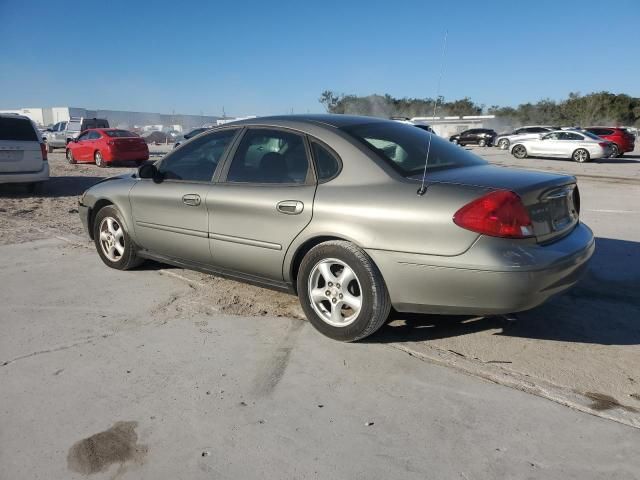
297, 240, 391, 342
66, 149, 76, 164
512, 144, 528, 159
498, 138, 510, 150
478, 138, 487, 147
572, 148, 590, 163
93, 205, 144, 270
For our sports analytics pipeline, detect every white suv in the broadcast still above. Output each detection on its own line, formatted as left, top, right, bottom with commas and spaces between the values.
0, 113, 49, 191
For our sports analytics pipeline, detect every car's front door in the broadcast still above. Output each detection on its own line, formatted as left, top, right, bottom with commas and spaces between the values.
73, 131, 91, 160
535, 132, 562, 155
207, 128, 316, 281
129, 128, 240, 264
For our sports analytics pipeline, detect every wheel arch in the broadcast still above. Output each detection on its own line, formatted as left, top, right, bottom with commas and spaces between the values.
87, 199, 114, 239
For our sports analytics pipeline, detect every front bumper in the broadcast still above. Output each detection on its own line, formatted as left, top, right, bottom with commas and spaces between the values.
0, 163, 50, 184
367, 223, 595, 315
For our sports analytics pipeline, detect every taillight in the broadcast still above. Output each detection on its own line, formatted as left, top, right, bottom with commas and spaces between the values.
453, 190, 534, 238
598, 142, 608, 148
40, 143, 48, 161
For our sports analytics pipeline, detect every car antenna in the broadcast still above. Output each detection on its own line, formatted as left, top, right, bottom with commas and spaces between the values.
417, 30, 448, 196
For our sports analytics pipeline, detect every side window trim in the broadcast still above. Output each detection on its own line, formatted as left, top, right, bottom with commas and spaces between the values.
218, 126, 315, 186
155, 127, 241, 185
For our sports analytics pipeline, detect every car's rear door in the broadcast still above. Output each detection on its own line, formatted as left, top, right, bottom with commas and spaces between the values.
0, 116, 42, 173
129, 128, 240, 264
207, 127, 316, 281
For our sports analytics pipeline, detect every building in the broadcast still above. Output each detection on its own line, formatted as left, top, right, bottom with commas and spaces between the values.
0, 106, 222, 132
410, 115, 501, 138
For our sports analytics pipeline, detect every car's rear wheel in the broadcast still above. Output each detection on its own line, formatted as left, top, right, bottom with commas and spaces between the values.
93, 205, 143, 270
297, 240, 391, 342
512, 144, 527, 159
66, 149, 76, 164
610, 144, 620, 158
572, 148, 590, 163
95, 150, 106, 167
478, 138, 486, 147
498, 138, 510, 150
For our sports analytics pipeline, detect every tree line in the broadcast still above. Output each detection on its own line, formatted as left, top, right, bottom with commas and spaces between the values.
319, 90, 640, 126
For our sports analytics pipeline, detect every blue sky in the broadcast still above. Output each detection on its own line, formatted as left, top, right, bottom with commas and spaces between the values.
1, 0, 639, 116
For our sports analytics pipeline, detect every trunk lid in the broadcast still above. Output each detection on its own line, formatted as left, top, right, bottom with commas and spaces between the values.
112, 137, 147, 152
417, 165, 579, 243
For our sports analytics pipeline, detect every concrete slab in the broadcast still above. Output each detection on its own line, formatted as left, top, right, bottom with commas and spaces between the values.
1, 239, 639, 479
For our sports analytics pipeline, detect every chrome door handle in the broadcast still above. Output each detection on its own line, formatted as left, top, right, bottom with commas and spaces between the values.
276, 200, 304, 215
182, 194, 201, 206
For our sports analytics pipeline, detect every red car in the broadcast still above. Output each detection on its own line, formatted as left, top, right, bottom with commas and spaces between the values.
585, 127, 636, 158
66, 128, 149, 167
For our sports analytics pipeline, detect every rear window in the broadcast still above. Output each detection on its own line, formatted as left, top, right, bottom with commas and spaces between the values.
343, 122, 486, 175
0, 117, 38, 141
82, 119, 109, 129
105, 130, 138, 138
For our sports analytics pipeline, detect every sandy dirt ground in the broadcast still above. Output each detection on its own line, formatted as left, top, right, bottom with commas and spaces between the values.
1, 144, 639, 428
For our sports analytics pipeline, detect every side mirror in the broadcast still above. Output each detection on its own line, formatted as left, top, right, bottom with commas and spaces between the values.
138, 163, 163, 183
73, 138, 79, 143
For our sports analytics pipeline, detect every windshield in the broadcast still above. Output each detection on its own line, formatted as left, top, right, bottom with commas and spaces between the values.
342, 122, 487, 175
105, 129, 138, 138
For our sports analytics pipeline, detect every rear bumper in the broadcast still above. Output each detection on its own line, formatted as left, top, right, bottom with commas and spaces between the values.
0, 163, 49, 184
367, 222, 595, 315
104, 148, 149, 162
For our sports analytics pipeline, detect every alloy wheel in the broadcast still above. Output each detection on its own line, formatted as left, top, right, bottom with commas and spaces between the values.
99, 217, 125, 262
573, 149, 589, 163
307, 258, 362, 327
499, 139, 509, 150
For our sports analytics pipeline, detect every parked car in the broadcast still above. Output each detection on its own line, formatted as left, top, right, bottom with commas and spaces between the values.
495, 126, 558, 150
510, 130, 612, 163
584, 127, 635, 157
390, 117, 435, 133
449, 128, 496, 147
78, 115, 593, 342
173, 127, 212, 148
66, 129, 148, 167
45, 117, 109, 151
0, 113, 49, 191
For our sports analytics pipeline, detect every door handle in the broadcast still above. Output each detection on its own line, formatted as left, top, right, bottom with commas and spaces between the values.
276, 200, 304, 215
182, 194, 201, 206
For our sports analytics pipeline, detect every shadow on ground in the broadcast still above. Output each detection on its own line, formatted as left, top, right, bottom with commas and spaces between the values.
367, 237, 640, 346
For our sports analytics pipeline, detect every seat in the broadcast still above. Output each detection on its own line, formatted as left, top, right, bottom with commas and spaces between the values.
259, 152, 289, 183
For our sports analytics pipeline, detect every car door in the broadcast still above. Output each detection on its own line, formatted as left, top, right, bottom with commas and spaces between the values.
73, 131, 91, 160
560, 132, 586, 157
460, 129, 475, 144
535, 132, 562, 155
207, 127, 316, 281
129, 128, 240, 264
83, 130, 101, 160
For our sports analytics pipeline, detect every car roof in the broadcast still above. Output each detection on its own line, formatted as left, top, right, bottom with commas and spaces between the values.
227, 114, 390, 129
0, 113, 32, 121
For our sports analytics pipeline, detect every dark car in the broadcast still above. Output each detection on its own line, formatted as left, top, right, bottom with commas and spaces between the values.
173, 127, 213, 149
449, 128, 497, 147
584, 127, 635, 157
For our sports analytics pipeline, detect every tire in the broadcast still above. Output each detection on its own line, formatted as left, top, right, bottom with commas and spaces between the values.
93, 205, 144, 270
66, 149, 76, 164
297, 240, 391, 342
572, 148, 590, 163
610, 144, 620, 158
512, 144, 528, 159
136, 159, 146, 167
95, 150, 106, 167
478, 139, 486, 147
617, 152, 624, 158
498, 138, 510, 150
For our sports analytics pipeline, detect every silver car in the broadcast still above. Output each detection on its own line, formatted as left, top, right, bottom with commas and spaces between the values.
495, 126, 557, 150
78, 115, 594, 341
510, 130, 612, 163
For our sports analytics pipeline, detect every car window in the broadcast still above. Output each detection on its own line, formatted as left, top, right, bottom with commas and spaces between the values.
582, 131, 602, 141
542, 132, 560, 140
311, 141, 340, 181
77, 132, 90, 141
0, 117, 38, 141
159, 128, 238, 182
105, 130, 137, 138
226, 129, 310, 184
343, 121, 486, 175
87, 131, 101, 140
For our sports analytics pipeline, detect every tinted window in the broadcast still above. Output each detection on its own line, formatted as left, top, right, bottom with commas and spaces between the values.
77, 132, 90, 141
185, 128, 208, 139
159, 129, 238, 182
0, 117, 38, 141
226, 129, 310, 184
105, 130, 138, 138
311, 142, 340, 181
343, 122, 486, 175
87, 131, 101, 140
